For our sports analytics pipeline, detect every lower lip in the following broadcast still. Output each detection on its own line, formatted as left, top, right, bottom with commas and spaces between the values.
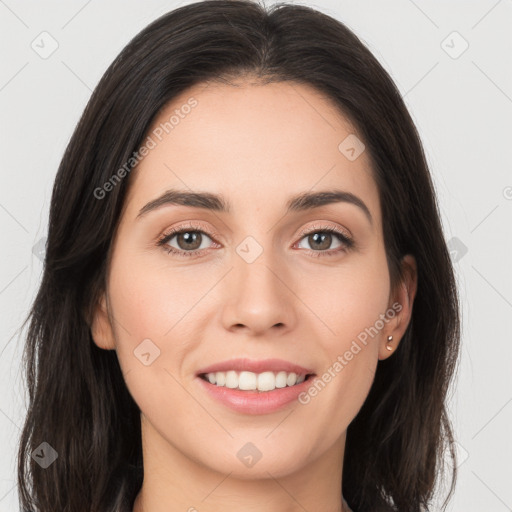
195, 375, 316, 415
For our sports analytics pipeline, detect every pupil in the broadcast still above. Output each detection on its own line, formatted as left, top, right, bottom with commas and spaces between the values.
311, 232, 331, 250
179, 232, 201, 250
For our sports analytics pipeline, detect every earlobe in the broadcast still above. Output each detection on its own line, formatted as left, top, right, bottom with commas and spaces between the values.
90, 293, 116, 350
379, 254, 418, 360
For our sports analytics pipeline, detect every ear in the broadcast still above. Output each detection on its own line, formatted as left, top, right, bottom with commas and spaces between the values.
379, 254, 418, 360
90, 292, 116, 350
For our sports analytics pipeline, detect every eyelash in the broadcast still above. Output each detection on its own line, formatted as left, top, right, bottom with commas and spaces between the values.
156, 222, 354, 259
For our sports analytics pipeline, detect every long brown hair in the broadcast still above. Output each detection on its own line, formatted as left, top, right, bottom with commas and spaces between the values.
17, 1, 461, 511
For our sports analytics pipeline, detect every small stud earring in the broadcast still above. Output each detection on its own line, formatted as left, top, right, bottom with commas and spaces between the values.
386, 335, 393, 351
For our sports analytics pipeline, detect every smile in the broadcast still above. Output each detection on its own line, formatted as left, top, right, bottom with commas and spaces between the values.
199, 370, 314, 392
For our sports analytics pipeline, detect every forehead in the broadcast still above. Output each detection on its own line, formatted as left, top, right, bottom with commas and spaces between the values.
124, 79, 380, 225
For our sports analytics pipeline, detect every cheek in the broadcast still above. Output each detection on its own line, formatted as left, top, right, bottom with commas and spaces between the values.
307, 258, 390, 347
108, 245, 202, 338
106, 248, 186, 378
301, 255, 389, 413
106, 252, 198, 420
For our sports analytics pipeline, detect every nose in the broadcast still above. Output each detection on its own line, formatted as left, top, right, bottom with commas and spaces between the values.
220, 247, 298, 336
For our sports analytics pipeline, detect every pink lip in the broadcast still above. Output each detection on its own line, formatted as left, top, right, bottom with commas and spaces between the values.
195, 373, 316, 415
195, 357, 315, 376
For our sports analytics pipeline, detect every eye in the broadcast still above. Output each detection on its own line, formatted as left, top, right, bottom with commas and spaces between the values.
157, 223, 219, 258
294, 224, 354, 257
157, 222, 354, 258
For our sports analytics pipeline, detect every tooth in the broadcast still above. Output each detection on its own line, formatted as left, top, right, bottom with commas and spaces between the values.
275, 371, 288, 388
286, 372, 297, 386
225, 370, 238, 388
204, 370, 308, 390
238, 371, 257, 390
257, 371, 276, 391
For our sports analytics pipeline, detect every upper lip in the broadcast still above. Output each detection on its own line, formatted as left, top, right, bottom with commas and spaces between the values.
196, 358, 315, 376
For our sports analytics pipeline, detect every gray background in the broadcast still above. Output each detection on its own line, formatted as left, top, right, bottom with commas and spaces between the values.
1, 0, 511, 510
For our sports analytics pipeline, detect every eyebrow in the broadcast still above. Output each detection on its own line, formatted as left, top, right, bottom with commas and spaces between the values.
136, 188, 373, 225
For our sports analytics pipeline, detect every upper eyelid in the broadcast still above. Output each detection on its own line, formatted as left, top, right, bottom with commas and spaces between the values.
158, 222, 353, 248
295, 222, 352, 239
158, 222, 220, 242
159, 222, 351, 241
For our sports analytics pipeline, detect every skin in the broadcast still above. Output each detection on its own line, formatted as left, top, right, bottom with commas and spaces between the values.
91, 78, 417, 512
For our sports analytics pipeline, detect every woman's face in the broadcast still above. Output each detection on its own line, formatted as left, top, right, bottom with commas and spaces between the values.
92, 79, 415, 482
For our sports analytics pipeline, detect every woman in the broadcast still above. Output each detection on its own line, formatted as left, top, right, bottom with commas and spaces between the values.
17, 1, 461, 511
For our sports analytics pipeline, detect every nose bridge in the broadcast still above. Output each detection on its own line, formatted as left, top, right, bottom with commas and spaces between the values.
235, 236, 286, 306
221, 232, 296, 333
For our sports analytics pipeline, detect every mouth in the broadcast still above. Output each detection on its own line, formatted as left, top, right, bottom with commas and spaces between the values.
198, 370, 316, 393
194, 358, 318, 414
